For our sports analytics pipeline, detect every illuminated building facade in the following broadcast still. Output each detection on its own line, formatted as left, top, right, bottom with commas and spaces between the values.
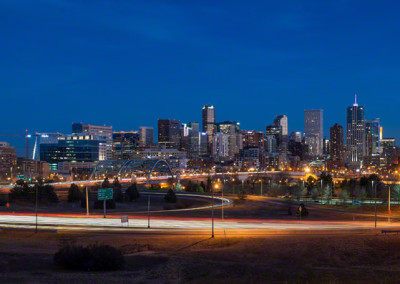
304, 109, 323, 156
330, 123, 344, 160
346, 96, 365, 162
158, 119, 181, 149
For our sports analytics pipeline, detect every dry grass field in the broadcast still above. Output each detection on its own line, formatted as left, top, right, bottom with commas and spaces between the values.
1, 229, 400, 283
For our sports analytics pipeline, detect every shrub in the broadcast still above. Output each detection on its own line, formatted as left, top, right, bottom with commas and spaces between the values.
68, 184, 82, 202
196, 185, 204, 193
10, 184, 58, 203
125, 183, 140, 202
54, 243, 124, 271
164, 188, 177, 203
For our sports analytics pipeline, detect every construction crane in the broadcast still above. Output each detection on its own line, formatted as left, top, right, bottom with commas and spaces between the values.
0, 130, 31, 159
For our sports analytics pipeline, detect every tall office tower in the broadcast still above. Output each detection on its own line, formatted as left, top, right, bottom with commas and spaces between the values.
212, 132, 229, 159
72, 123, 113, 160
266, 124, 282, 149
381, 138, 396, 165
202, 105, 215, 151
139, 127, 154, 146
365, 119, 380, 156
330, 123, 344, 160
184, 122, 201, 159
265, 135, 277, 153
273, 115, 288, 152
346, 95, 365, 162
112, 131, 140, 160
0, 142, 17, 181
158, 119, 181, 149
241, 130, 265, 149
304, 109, 323, 156
215, 121, 240, 158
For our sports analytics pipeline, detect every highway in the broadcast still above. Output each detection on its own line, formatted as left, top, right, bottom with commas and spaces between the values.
1, 214, 399, 232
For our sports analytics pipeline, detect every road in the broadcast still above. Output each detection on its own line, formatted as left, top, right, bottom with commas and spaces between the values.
1, 214, 399, 233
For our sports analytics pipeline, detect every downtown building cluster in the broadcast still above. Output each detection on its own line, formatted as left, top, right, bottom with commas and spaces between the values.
0, 97, 398, 182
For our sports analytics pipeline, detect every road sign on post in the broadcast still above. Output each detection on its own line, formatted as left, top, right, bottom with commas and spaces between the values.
98, 188, 113, 218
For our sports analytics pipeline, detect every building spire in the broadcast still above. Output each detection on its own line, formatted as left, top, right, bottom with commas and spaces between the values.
353, 93, 358, 107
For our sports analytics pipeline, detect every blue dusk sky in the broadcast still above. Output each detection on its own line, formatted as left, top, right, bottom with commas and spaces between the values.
1, 1, 400, 155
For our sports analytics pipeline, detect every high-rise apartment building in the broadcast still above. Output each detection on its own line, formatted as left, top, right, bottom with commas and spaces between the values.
158, 119, 181, 149
139, 127, 154, 146
346, 96, 365, 162
304, 109, 323, 156
330, 123, 344, 160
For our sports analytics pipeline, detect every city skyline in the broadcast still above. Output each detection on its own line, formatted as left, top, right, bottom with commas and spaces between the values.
2, 97, 392, 156
2, 1, 400, 154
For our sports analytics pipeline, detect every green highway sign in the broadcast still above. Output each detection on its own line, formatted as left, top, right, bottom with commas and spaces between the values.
98, 188, 113, 200
17, 175, 26, 180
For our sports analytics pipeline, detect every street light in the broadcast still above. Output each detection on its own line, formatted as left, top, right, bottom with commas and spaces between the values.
372, 180, 377, 228
212, 183, 218, 237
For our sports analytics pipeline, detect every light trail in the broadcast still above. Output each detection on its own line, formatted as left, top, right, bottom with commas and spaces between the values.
0, 214, 398, 231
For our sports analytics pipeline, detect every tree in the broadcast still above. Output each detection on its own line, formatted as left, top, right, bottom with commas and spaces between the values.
195, 185, 204, 193
206, 177, 212, 193
164, 188, 177, 203
125, 183, 140, 202
339, 189, 349, 202
113, 178, 124, 203
102, 177, 111, 189
311, 187, 319, 201
292, 185, 307, 201
323, 185, 332, 203
306, 176, 316, 194
175, 182, 183, 192
200, 181, 206, 192
392, 185, 400, 201
319, 173, 333, 188
68, 184, 82, 202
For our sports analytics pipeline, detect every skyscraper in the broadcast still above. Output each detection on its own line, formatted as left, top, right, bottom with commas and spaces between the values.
330, 123, 344, 160
202, 105, 215, 151
216, 121, 240, 158
346, 95, 365, 162
113, 131, 140, 160
158, 119, 181, 149
273, 115, 288, 152
304, 109, 323, 156
139, 127, 154, 146
365, 119, 380, 156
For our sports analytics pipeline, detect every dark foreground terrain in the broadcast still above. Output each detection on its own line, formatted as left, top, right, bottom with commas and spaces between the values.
1, 229, 400, 283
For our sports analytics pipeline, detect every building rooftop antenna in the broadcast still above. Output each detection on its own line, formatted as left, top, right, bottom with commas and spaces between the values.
353, 94, 358, 107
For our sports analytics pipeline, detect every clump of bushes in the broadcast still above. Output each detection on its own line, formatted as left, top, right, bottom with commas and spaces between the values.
68, 184, 82, 202
9, 183, 58, 203
54, 243, 125, 271
125, 183, 140, 202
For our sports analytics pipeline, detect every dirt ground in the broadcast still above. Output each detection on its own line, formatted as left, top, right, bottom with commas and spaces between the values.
1, 229, 400, 283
